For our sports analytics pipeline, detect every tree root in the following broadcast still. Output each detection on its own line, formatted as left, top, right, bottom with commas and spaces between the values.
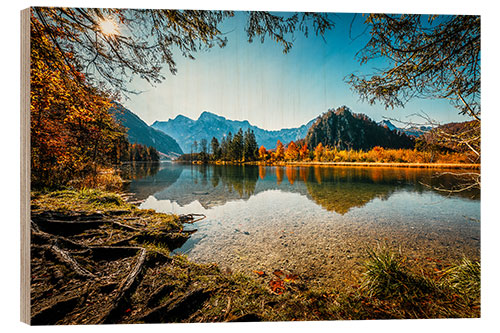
31, 227, 88, 250
30, 209, 202, 325
99, 248, 147, 324
146, 284, 176, 308
48, 244, 96, 279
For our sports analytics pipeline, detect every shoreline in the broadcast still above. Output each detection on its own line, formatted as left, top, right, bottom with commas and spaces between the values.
180, 160, 480, 170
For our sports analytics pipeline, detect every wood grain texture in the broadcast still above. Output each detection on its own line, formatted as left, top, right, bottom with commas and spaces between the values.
20, 7, 31, 325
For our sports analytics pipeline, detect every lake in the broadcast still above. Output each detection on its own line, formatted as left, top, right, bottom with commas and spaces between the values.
123, 162, 480, 288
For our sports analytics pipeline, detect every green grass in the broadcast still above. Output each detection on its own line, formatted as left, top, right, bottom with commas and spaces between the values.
32, 188, 132, 213
361, 244, 435, 299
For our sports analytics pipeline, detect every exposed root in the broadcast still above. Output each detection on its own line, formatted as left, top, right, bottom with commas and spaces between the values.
99, 248, 147, 324
48, 243, 96, 279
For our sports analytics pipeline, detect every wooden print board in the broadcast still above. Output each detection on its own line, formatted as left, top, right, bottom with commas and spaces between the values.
21, 6, 480, 326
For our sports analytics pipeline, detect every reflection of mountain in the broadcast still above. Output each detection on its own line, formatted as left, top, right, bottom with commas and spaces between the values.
303, 166, 479, 214
152, 165, 261, 208
303, 167, 397, 214
128, 164, 479, 212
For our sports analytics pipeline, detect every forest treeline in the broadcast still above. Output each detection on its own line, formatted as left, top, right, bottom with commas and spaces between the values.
181, 128, 475, 165
180, 105, 477, 165
178, 128, 259, 163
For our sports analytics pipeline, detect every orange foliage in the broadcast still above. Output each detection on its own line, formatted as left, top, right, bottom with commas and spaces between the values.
299, 144, 310, 160
274, 140, 285, 160
258, 145, 268, 160
30, 15, 126, 188
269, 279, 285, 294
314, 143, 324, 161
284, 141, 299, 161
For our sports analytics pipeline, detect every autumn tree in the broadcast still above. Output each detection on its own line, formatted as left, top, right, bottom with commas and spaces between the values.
314, 143, 325, 161
274, 140, 285, 161
299, 143, 310, 161
284, 141, 299, 161
30, 15, 126, 187
258, 146, 268, 161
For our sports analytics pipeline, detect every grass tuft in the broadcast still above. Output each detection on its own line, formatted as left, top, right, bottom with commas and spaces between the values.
361, 244, 434, 299
442, 257, 480, 301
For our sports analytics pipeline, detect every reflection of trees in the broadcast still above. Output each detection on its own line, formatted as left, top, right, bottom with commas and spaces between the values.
299, 167, 309, 183
120, 161, 160, 181
304, 167, 396, 215
276, 167, 284, 185
125, 163, 182, 200
285, 166, 297, 185
259, 165, 266, 180
302, 167, 479, 215
414, 171, 480, 200
218, 165, 259, 197
127, 163, 479, 210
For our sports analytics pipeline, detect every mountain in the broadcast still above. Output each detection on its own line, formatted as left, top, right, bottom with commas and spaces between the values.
151, 111, 315, 152
305, 106, 415, 150
378, 119, 398, 131
377, 119, 432, 137
110, 103, 183, 157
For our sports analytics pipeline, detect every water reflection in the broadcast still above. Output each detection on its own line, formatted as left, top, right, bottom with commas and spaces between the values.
129, 162, 479, 288
125, 163, 479, 215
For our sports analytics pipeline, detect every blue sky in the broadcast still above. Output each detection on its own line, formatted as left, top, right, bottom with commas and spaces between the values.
122, 11, 471, 130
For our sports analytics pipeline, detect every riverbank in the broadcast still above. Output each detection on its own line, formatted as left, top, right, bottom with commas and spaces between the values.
269, 161, 480, 169
186, 160, 480, 170
29, 189, 480, 324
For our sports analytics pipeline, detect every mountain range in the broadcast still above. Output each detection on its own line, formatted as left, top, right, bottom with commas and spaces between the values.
151, 111, 315, 152
110, 103, 438, 159
110, 103, 183, 157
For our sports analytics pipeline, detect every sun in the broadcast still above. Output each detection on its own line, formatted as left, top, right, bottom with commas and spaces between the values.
97, 18, 119, 36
